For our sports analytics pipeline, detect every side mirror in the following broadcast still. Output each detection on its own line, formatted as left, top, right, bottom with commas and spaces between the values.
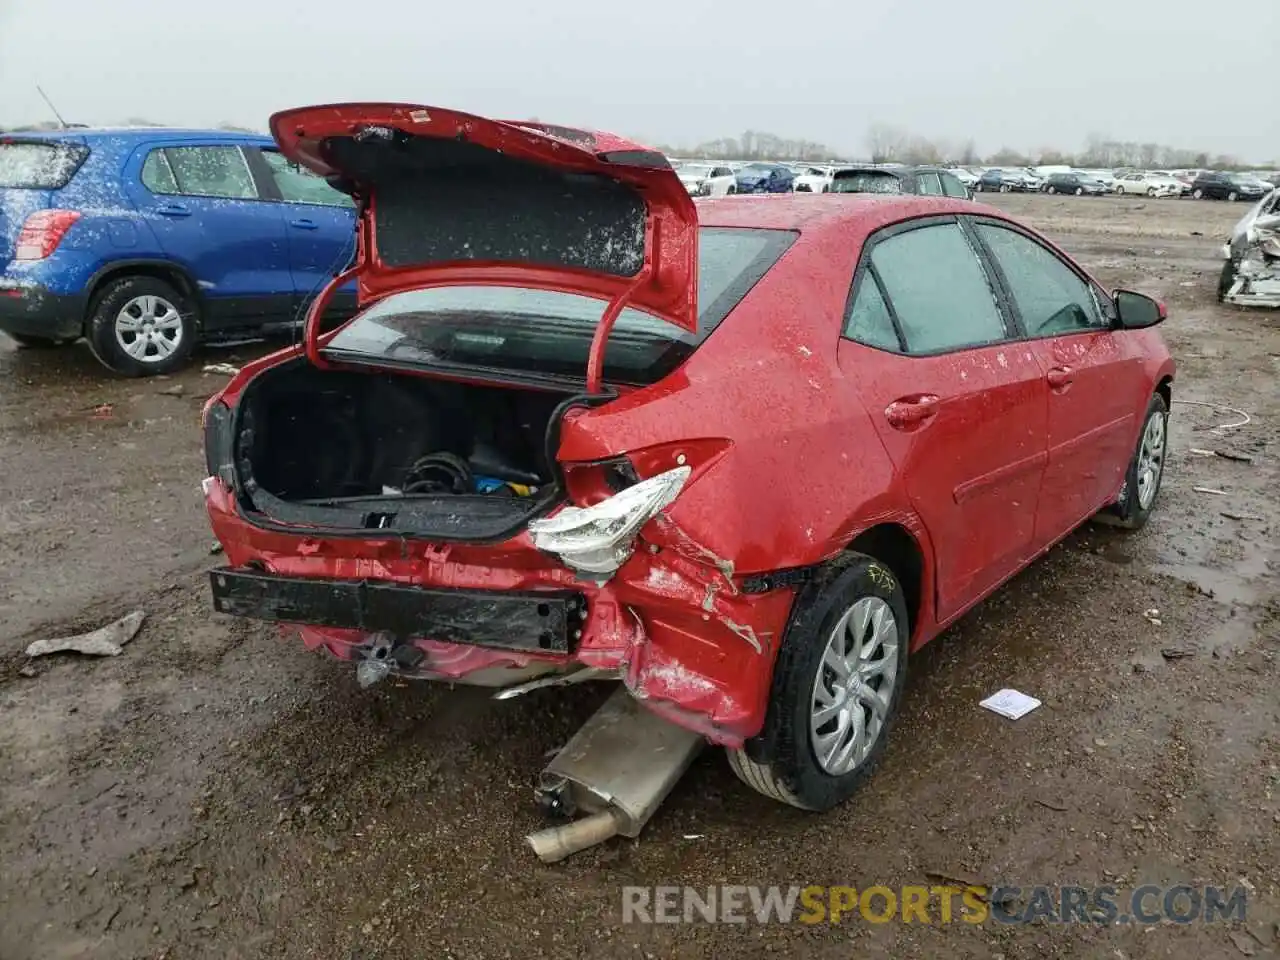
1113, 290, 1167, 329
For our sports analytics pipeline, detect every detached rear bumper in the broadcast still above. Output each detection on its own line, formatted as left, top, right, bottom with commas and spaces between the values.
0, 284, 84, 340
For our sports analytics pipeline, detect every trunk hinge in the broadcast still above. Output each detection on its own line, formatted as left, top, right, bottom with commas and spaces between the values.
303, 264, 361, 369
584, 218, 656, 395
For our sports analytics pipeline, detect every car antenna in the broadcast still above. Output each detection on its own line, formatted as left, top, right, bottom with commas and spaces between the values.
35, 84, 70, 129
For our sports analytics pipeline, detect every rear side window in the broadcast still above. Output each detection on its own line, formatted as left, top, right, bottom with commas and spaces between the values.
141, 150, 179, 194
161, 146, 257, 200
917, 172, 943, 196
0, 141, 89, 189
843, 276, 900, 351
870, 223, 1007, 353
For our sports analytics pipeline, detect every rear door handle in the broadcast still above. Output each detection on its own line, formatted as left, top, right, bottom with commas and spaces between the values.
156, 203, 191, 218
1046, 366, 1074, 389
289, 218, 319, 230
884, 394, 940, 430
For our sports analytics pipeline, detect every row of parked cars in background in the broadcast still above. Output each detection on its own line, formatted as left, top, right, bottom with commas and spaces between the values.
2, 121, 1277, 378
674, 158, 1280, 204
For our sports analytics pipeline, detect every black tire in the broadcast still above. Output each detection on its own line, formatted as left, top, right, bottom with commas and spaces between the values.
1227, 191, 1238, 202
1192, 188, 1204, 199
1098, 394, 1168, 530
1147, 187, 1157, 197
6, 332, 74, 348
86, 276, 197, 376
727, 553, 910, 811
1116, 186, 1126, 195
1217, 260, 1236, 302
999, 184, 1010, 193
727, 185, 736, 195
1047, 186, 1056, 194
1075, 187, 1084, 196
974, 183, 984, 192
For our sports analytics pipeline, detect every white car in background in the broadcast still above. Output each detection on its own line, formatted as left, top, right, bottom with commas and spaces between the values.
793, 165, 834, 193
948, 167, 979, 187
1113, 172, 1181, 197
1080, 169, 1118, 191
676, 162, 738, 197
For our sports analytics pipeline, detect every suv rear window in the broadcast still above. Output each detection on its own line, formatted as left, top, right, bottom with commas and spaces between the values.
0, 141, 89, 189
831, 171, 902, 194
324, 227, 796, 384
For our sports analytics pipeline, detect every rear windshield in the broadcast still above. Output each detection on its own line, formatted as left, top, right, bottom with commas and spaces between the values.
831, 171, 902, 194
0, 141, 89, 189
324, 227, 796, 384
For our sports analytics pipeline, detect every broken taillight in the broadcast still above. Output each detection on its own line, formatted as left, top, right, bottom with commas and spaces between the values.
528, 467, 692, 577
14, 209, 82, 260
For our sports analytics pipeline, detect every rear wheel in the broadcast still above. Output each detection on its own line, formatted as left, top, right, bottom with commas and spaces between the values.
1047, 185, 1057, 194
727, 185, 736, 195
1116, 185, 1126, 195
1147, 187, 1157, 197
727, 554, 909, 811
1074, 186, 1084, 196
86, 276, 197, 377
1192, 188, 1204, 199
6, 333, 74, 348
1227, 190, 1238, 202
999, 183, 1010, 193
1098, 394, 1168, 530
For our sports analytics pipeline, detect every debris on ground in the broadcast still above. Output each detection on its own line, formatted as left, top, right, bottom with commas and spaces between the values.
24, 610, 146, 658
1193, 486, 1228, 495
979, 689, 1041, 719
89, 403, 113, 420
1173, 399, 1252, 433
1143, 608, 1162, 625
202, 363, 241, 376
1221, 511, 1264, 521
157, 384, 186, 397
1160, 647, 1194, 660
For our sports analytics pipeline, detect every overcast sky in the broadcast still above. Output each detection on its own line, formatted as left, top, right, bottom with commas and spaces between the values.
1, 0, 1274, 161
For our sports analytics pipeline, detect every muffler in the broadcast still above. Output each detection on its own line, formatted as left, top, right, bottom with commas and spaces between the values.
526, 686, 704, 863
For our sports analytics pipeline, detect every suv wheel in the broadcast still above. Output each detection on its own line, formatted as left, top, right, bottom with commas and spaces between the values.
87, 276, 196, 376
1227, 190, 1238, 202
1192, 188, 1204, 199
727, 554, 909, 811
1097, 394, 1168, 530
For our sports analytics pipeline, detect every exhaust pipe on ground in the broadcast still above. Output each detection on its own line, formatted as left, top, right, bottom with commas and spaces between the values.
526, 685, 704, 863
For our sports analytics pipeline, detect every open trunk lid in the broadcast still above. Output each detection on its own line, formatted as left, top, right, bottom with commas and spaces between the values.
269, 103, 699, 368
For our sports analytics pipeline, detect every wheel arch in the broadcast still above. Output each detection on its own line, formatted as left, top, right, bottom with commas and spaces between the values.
844, 522, 928, 645
84, 260, 203, 331
1155, 375, 1172, 409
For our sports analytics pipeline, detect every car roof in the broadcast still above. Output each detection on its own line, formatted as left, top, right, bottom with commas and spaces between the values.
696, 193, 984, 231
2, 127, 274, 145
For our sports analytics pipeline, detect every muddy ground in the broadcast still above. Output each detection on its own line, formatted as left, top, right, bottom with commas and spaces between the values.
1, 194, 1277, 960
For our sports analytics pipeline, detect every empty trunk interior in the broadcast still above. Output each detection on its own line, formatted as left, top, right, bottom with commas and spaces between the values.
234, 360, 577, 540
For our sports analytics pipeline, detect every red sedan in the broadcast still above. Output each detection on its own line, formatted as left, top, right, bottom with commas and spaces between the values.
203, 103, 1175, 812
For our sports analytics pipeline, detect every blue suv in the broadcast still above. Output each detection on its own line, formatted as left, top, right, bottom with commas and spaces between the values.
0, 128, 356, 375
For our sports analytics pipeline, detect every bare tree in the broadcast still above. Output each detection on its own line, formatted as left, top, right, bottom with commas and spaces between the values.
866, 123, 908, 163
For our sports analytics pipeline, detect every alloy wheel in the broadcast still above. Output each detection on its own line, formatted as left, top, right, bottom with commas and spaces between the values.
114, 295, 184, 363
1136, 412, 1167, 510
809, 596, 900, 776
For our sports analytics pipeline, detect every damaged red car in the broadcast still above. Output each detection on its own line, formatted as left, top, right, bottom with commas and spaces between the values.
204, 103, 1175, 812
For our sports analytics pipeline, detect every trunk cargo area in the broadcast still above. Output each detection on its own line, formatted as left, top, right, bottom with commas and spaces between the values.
234, 361, 578, 540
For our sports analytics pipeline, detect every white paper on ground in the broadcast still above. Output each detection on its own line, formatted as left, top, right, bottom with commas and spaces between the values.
980, 689, 1042, 720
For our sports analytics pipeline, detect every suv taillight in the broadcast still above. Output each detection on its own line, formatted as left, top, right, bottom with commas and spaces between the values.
14, 210, 82, 261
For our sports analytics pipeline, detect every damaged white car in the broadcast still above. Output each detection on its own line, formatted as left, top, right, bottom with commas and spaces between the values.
1219, 187, 1280, 307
